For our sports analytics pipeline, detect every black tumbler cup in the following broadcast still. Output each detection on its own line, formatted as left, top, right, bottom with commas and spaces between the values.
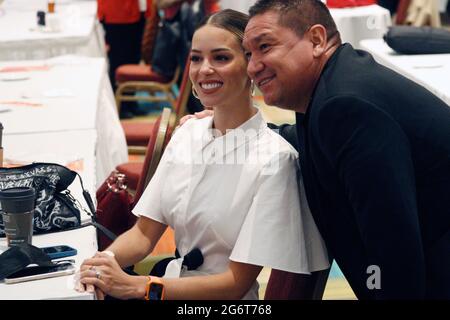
0, 187, 36, 247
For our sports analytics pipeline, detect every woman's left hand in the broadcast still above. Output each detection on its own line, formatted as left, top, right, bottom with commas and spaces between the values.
79, 252, 146, 300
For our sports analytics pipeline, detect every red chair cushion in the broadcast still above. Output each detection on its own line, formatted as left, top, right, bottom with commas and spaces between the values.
115, 162, 143, 190
327, 0, 376, 8
115, 64, 171, 83
121, 122, 155, 147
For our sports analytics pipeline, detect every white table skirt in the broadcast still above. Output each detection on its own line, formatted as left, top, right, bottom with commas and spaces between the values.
0, 225, 97, 300
330, 5, 392, 49
95, 70, 129, 186
0, 0, 105, 61
360, 39, 450, 106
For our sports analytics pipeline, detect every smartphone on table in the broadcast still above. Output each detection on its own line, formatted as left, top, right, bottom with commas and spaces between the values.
4, 261, 75, 284
40, 245, 77, 259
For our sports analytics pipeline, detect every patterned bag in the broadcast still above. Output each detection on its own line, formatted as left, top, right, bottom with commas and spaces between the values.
0, 163, 83, 235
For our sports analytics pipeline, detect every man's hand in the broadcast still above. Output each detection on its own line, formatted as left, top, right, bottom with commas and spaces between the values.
178, 109, 214, 127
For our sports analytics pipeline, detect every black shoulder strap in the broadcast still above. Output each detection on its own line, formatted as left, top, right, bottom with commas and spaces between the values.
75, 173, 117, 242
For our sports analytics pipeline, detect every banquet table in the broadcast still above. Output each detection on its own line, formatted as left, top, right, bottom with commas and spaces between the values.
360, 39, 450, 106
0, 0, 105, 61
0, 55, 128, 187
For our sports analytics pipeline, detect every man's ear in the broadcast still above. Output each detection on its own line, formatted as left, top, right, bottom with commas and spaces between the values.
308, 24, 327, 58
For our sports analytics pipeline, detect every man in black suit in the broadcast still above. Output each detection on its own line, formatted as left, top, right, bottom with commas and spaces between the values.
243, 0, 450, 299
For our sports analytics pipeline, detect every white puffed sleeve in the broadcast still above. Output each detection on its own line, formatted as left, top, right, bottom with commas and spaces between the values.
229, 151, 329, 274
131, 122, 188, 225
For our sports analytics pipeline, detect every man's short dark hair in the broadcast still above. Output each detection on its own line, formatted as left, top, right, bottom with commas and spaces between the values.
249, 0, 340, 41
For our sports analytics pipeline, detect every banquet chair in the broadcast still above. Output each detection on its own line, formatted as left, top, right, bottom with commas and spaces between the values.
113, 0, 179, 114
96, 108, 174, 252
120, 107, 176, 275
120, 57, 193, 155
115, 66, 180, 114
264, 267, 331, 300
120, 107, 176, 267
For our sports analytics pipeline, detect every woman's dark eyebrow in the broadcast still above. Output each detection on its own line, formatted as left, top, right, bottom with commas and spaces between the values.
191, 48, 231, 54
211, 48, 231, 53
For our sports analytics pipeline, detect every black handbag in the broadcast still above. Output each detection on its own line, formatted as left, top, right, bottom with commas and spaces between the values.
384, 26, 450, 55
0, 163, 88, 235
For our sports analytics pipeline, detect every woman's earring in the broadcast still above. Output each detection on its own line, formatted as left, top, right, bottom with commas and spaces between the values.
192, 87, 199, 99
251, 80, 256, 97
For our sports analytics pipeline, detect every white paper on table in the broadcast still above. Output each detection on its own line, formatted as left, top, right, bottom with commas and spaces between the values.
0, 105, 11, 113
0, 73, 30, 81
4, 152, 83, 169
43, 88, 75, 98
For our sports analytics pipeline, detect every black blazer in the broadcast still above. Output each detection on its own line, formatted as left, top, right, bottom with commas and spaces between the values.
278, 44, 450, 299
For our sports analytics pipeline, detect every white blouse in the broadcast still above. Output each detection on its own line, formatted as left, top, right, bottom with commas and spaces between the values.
133, 110, 329, 299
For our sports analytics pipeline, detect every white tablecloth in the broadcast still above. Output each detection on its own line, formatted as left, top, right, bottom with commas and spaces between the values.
0, 0, 105, 61
0, 55, 128, 186
330, 5, 392, 49
360, 39, 450, 106
0, 225, 97, 300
